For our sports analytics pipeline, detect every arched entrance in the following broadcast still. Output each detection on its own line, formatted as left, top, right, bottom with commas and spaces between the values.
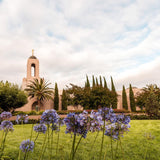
32, 101, 39, 111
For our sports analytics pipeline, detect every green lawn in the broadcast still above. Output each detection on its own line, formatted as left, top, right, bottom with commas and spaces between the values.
1, 120, 160, 160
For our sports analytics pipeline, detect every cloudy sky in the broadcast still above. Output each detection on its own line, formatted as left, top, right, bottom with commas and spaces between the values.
0, 0, 160, 91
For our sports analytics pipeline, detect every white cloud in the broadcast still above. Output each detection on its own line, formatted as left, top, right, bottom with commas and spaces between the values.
0, 0, 160, 91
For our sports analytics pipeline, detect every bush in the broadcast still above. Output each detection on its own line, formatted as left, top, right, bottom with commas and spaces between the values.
113, 109, 130, 113
38, 110, 44, 115
126, 114, 160, 120
27, 111, 37, 115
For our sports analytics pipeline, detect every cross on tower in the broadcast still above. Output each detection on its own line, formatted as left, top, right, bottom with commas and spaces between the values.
32, 49, 34, 56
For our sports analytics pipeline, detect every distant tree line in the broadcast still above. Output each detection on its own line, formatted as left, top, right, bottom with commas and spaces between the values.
61, 75, 118, 110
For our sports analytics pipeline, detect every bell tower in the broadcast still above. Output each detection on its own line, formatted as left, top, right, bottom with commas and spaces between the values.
22, 50, 40, 90
27, 49, 39, 79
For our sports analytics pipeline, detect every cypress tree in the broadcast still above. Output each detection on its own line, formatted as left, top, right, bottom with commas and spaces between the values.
96, 77, 99, 87
99, 76, 102, 87
103, 77, 108, 89
54, 82, 59, 110
92, 75, 95, 88
62, 89, 68, 110
111, 76, 116, 92
85, 75, 90, 88
129, 84, 136, 112
110, 76, 117, 108
122, 85, 128, 110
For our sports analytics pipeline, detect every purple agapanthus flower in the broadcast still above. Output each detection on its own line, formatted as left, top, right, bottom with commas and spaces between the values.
33, 124, 47, 134
0, 111, 12, 120
89, 110, 102, 132
98, 107, 116, 123
16, 114, 29, 124
0, 120, 14, 132
105, 115, 131, 140
40, 109, 59, 125
20, 139, 34, 152
64, 111, 89, 138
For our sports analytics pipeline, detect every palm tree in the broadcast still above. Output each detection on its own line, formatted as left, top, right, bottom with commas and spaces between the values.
143, 84, 159, 94
25, 78, 53, 110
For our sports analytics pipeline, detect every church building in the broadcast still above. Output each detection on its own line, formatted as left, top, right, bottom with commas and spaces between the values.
18, 50, 140, 112
18, 50, 61, 112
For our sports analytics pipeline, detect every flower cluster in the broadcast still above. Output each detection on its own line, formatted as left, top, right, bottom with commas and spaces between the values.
64, 111, 89, 138
98, 107, 116, 123
89, 110, 102, 132
0, 111, 12, 120
0, 120, 14, 132
20, 139, 34, 152
40, 109, 59, 125
34, 124, 47, 134
105, 114, 130, 140
16, 114, 29, 124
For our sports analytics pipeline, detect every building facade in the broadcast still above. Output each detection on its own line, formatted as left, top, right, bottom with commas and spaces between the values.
18, 51, 57, 111
18, 52, 141, 111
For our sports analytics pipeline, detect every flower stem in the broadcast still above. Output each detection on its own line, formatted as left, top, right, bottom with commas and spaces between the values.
114, 139, 119, 158
50, 131, 53, 159
38, 131, 47, 160
72, 135, 83, 160
56, 130, 60, 155
0, 131, 8, 157
100, 119, 106, 160
89, 131, 99, 156
119, 138, 124, 160
70, 134, 76, 160
111, 138, 113, 160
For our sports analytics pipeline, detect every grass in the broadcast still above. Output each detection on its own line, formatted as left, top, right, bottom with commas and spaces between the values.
1, 120, 160, 160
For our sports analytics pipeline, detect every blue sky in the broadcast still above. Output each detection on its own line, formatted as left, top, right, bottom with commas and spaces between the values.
0, 0, 160, 90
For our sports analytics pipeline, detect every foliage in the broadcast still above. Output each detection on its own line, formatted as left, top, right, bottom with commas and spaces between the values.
0, 81, 27, 111
129, 84, 136, 112
122, 85, 128, 110
54, 82, 59, 110
65, 75, 119, 110
145, 92, 159, 116
85, 75, 90, 89
136, 84, 160, 116
25, 78, 53, 110
103, 76, 108, 89
99, 76, 102, 87
110, 77, 117, 109
61, 89, 68, 110
66, 83, 114, 109
92, 75, 95, 88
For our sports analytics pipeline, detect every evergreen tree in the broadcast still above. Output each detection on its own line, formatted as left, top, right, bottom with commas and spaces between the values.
92, 75, 95, 88
96, 77, 99, 87
54, 82, 59, 110
111, 76, 116, 92
99, 76, 103, 87
122, 85, 128, 110
85, 75, 90, 88
129, 84, 136, 112
110, 76, 117, 108
61, 89, 68, 110
103, 77, 108, 89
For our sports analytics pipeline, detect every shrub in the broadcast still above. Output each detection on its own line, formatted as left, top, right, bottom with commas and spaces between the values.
38, 110, 44, 115
113, 109, 130, 113
27, 111, 37, 115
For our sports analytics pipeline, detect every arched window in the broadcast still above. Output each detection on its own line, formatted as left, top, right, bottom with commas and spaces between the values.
31, 64, 36, 77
